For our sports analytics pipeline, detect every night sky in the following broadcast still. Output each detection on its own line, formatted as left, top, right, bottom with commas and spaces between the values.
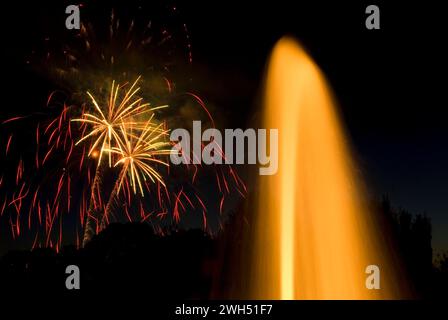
0, 0, 447, 254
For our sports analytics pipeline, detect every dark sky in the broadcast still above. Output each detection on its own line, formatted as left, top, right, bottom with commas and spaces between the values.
0, 0, 447, 254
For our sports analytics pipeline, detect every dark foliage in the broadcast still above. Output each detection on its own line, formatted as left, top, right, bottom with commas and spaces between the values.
0, 223, 214, 298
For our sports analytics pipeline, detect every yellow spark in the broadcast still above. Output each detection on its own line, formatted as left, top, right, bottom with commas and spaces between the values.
72, 76, 168, 167
106, 117, 174, 196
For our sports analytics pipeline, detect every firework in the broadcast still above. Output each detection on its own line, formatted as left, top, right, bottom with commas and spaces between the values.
0, 5, 246, 252
73, 76, 172, 244
110, 118, 173, 195
99, 117, 174, 228
72, 76, 168, 167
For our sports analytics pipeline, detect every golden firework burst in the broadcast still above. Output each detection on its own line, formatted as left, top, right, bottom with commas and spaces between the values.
106, 117, 173, 196
72, 76, 168, 167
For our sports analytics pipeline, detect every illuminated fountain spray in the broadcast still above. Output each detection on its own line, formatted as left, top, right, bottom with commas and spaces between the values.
251, 37, 401, 299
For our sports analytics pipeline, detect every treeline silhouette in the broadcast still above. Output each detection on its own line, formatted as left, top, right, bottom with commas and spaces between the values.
0, 224, 215, 298
0, 198, 447, 299
378, 196, 447, 299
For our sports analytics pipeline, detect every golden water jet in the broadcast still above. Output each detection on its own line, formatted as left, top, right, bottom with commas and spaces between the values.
252, 37, 401, 299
